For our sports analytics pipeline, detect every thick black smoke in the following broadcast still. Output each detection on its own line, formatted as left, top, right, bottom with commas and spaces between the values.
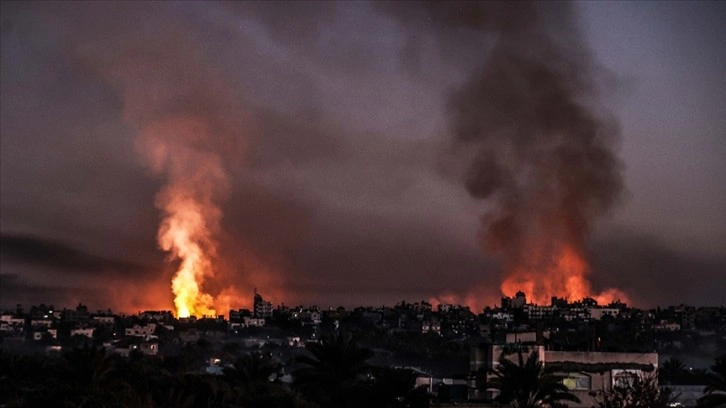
383, 2, 624, 300
453, 4, 621, 255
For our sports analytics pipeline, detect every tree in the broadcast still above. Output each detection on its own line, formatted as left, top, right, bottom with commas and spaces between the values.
698, 355, 726, 408
369, 367, 429, 408
224, 351, 315, 408
56, 344, 130, 408
660, 358, 687, 385
590, 372, 677, 408
487, 350, 580, 408
224, 352, 279, 387
0, 351, 56, 407
294, 331, 374, 408
61, 344, 116, 390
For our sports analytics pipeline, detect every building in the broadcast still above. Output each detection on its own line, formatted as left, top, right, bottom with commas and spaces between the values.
63, 304, 89, 323
588, 307, 621, 320
470, 344, 658, 406
501, 291, 527, 309
138, 310, 174, 322
92, 316, 115, 326
125, 323, 157, 338
70, 328, 95, 339
253, 290, 273, 318
243, 317, 265, 327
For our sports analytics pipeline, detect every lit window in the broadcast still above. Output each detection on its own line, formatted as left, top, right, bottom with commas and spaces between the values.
562, 373, 591, 390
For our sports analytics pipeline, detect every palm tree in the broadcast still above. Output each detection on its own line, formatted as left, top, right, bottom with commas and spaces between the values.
224, 352, 279, 386
61, 344, 116, 390
487, 350, 580, 408
660, 358, 688, 385
57, 344, 127, 407
183, 373, 230, 408
369, 367, 430, 408
698, 355, 726, 408
0, 351, 55, 407
293, 331, 374, 408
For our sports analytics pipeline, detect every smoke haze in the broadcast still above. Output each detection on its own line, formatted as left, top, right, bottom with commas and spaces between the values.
1, 2, 725, 312
397, 2, 626, 304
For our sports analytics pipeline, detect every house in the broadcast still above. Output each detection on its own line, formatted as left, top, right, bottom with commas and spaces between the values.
71, 328, 96, 338
0, 315, 26, 333
470, 344, 658, 406
30, 319, 53, 328
422, 320, 442, 335
543, 350, 658, 406
125, 323, 157, 338
243, 317, 265, 327
108, 338, 159, 356
139, 310, 174, 322
588, 307, 620, 320
92, 316, 115, 326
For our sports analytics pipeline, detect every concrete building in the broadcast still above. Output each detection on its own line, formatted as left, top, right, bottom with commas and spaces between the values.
125, 323, 157, 338
92, 316, 115, 326
470, 344, 658, 406
253, 290, 273, 318
501, 291, 527, 309
70, 328, 95, 338
588, 307, 621, 320
63, 304, 89, 323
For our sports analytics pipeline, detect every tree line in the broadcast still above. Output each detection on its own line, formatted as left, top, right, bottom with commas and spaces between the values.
1, 332, 725, 408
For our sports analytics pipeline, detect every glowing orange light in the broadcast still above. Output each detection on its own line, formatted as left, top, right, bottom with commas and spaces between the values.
158, 186, 218, 318
500, 241, 628, 305
138, 118, 229, 319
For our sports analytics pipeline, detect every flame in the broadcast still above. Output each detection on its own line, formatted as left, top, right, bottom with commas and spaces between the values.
500, 241, 628, 306
430, 282, 497, 314
93, 32, 267, 318
160, 188, 217, 318
140, 117, 228, 318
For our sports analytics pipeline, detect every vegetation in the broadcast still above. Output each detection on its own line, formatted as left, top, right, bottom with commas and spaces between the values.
0, 346, 309, 408
698, 355, 726, 408
368, 367, 430, 408
590, 372, 677, 408
293, 332, 373, 408
660, 357, 710, 385
1, 333, 431, 408
487, 350, 580, 408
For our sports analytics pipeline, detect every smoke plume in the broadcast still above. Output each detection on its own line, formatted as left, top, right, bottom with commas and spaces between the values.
385, 2, 627, 305
73, 8, 250, 316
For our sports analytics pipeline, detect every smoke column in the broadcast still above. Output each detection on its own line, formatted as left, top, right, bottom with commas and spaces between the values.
384, 2, 627, 305
454, 3, 626, 304
79, 13, 248, 317
139, 119, 228, 318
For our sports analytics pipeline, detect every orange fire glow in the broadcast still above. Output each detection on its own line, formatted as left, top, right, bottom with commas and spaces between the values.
500, 241, 628, 306
139, 118, 231, 318
160, 190, 218, 318
156, 181, 287, 317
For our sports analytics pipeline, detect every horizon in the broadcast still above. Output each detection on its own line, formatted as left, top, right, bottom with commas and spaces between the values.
4, 291, 723, 318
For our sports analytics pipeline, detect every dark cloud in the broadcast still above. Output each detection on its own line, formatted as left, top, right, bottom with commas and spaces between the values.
0, 273, 98, 308
0, 233, 152, 277
590, 231, 726, 307
379, 2, 626, 303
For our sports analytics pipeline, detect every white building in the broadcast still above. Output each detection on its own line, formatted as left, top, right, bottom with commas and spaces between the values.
93, 316, 115, 325
125, 323, 157, 338
31, 319, 53, 328
243, 317, 265, 327
71, 328, 95, 338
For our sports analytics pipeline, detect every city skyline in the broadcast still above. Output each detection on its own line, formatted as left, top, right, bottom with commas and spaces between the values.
1, 2, 725, 313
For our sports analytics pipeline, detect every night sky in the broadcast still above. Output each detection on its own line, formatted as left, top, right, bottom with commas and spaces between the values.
1, 2, 725, 312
